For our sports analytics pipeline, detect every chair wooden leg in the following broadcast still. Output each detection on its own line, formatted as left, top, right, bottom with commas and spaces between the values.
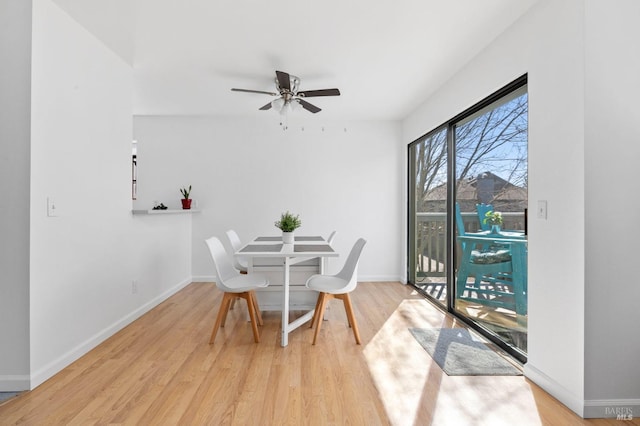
310, 292, 324, 328
210, 292, 233, 344
220, 294, 234, 328
337, 294, 353, 328
250, 291, 263, 326
313, 292, 330, 332
341, 293, 361, 344
312, 293, 330, 345
241, 292, 260, 343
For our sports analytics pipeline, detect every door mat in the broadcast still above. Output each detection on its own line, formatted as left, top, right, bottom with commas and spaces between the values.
409, 327, 522, 376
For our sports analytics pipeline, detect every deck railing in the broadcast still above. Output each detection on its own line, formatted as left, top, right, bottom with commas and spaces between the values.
415, 211, 525, 279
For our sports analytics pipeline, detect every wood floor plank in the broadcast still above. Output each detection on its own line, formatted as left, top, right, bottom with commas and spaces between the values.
0, 282, 634, 425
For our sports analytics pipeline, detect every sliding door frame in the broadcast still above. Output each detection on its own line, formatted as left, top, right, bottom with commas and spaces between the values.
407, 74, 528, 363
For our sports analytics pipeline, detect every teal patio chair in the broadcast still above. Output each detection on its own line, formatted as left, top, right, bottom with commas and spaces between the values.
455, 204, 527, 316
456, 235, 527, 316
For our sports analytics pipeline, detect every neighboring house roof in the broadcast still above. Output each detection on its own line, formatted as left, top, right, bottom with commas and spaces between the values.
422, 171, 527, 212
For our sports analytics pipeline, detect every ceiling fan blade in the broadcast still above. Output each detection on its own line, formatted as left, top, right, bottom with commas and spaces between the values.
275, 70, 291, 92
231, 88, 278, 96
259, 102, 272, 111
297, 99, 321, 113
297, 88, 341, 97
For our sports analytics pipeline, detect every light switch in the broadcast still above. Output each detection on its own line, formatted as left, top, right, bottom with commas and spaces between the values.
537, 200, 547, 219
47, 197, 58, 217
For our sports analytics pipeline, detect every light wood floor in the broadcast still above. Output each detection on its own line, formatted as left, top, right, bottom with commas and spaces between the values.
0, 282, 633, 425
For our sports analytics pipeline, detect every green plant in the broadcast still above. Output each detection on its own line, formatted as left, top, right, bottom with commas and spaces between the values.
180, 185, 192, 199
483, 210, 503, 226
274, 211, 302, 232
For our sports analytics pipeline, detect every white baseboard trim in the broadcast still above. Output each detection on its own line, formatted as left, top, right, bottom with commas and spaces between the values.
524, 367, 640, 418
29, 277, 193, 390
190, 275, 402, 283
0, 375, 30, 392
524, 363, 584, 417
584, 399, 640, 419
359, 275, 402, 282
191, 275, 215, 283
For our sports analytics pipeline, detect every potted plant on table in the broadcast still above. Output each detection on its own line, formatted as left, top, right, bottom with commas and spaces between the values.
275, 211, 302, 244
483, 210, 503, 234
180, 185, 192, 210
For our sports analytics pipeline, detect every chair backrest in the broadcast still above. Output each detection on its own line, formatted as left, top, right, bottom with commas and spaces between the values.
455, 203, 466, 237
205, 236, 240, 291
335, 238, 367, 293
327, 231, 337, 245
225, 229, 245, 271
476, 203, 494, 231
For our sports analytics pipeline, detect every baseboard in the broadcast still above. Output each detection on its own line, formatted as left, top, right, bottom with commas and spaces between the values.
584, 399, 639, 419
190, 275, 402, 283
30, 277, 192, 389
191, 275, 215, 283
0, 375, 30, 392
359, 275, 402, 282
524, 363, 584, 417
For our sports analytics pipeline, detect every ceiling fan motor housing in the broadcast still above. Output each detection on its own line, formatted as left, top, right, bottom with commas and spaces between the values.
276, 74, 300, 94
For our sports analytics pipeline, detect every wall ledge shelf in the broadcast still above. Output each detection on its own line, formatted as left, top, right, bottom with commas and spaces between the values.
132, 209, 201, 215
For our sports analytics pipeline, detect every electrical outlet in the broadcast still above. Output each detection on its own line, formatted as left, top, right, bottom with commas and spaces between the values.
132, 280, 138, 294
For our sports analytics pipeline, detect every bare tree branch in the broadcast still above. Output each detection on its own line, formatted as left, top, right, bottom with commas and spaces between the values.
414, 94, 528, 211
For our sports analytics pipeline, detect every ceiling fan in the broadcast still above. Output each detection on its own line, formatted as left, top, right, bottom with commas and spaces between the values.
231, 70, 340, 114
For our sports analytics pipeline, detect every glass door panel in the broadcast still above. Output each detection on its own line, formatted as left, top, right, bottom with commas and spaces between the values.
408, 127, 448, 307
453, 87, 528, 355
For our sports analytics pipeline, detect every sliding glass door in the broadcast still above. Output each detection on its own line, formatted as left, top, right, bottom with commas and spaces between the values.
408, 127, 448, 307
408, 76, 528, 359
453, 85, 528, 356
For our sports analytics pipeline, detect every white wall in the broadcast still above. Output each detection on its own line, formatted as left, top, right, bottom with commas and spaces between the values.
133, 116, 403, 282
583, 0, 640, 417
0, 0, 32, 391
404, 0, 588, 416
404, 0, 640, 418
25, 0, 194, 388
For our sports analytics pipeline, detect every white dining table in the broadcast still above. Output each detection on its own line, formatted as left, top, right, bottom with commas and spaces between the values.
235, 236, 339, 347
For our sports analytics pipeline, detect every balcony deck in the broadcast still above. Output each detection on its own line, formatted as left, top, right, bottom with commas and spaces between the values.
413, 211, 527, 352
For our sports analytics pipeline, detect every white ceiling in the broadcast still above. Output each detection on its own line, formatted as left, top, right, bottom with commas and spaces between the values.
52, 0, 537, 120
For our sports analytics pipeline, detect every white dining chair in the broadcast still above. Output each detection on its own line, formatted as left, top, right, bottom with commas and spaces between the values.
205, 236, 269, 343
225, 229, 248, 274
224, 229, 249, 310
306, 238, 367, 345
319, 230, 337, 272
327, 230, 337, 245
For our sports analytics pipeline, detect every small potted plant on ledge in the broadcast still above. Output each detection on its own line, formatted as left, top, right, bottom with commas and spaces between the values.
180, 185, 192, 210
275, 211, 301, 244
483, 210, 503, 234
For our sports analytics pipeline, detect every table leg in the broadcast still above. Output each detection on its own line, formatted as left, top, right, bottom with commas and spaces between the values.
281, 257, 291, 347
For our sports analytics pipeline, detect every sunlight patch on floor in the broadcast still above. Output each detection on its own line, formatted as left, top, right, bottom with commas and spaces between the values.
363, 298, 543, 426
363, 298, 446, 426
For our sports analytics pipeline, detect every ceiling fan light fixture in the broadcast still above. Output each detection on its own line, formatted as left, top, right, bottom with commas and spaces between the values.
232, 70, 340, 120
271, 97, 285, 112
282, 100, 295, 116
